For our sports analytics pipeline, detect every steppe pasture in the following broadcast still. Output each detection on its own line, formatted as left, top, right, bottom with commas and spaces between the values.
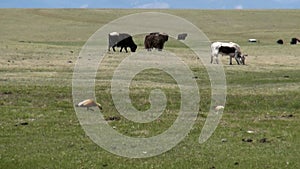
0, 9, 299, 169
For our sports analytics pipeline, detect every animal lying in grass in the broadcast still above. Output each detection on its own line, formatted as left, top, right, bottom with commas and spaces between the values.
75, 99, 102, 111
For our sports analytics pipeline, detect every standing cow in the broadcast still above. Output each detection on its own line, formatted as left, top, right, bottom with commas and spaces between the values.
211, 42, 246, 65
108, 32, 137, 53
144, 32, 169, 51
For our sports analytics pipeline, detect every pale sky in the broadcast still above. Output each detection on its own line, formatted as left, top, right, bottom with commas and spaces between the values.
1, 0, 300, 9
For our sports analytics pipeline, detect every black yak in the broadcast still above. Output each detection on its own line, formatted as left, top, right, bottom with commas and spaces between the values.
108, 32, 137, 52
144, 32, 168, 51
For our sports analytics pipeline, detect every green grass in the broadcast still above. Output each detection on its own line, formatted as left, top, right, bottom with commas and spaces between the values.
0, 9, 300, 169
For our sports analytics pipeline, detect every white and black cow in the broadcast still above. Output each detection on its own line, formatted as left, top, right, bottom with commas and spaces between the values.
108, 32, 137, 53
211, 42, 246, 65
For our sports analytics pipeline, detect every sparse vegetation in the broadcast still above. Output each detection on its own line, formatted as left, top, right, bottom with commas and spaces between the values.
0, 9, 299, 169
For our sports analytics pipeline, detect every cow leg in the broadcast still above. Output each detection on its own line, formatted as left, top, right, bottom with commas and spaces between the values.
158, 43, 164, 51
234, 55, 242, 65
234, 51, 242, 65
112, 45, 116, 52
108, 42, 112, 51
241, 56, 245, 65
215, 54, 219, 64
211, 53, 218, 64
229, 56, 233, 65
235, 57, 241, 65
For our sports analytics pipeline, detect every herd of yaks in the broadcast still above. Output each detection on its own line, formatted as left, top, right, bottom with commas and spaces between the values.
107, 32, 170, 53
75, 33, 299, 110
107, 31, 246, 65
76, 33, 243, 111
277, 38, 300, 45
107, 31, 300, 66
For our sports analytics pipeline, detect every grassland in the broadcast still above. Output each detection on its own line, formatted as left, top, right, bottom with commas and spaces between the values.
0, 9, 300, 169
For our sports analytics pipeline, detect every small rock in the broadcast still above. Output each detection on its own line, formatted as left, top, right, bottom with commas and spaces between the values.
67, 60, 73, 63
281, 114, 293, 118
248, 39, 257, 43
29, 118, 36, 122
3, 91, 13, 95
105, 116, 121, 121
242, 138, 253, 142
20, 122, 29, 125
259, 138, 268, 143
247, 130, 255, 134
221, 138, 227, 143
15, 122, 29, 126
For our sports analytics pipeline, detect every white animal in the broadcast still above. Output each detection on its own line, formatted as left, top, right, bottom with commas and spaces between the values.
215, 105, 225, 111
76, 99, 102, 111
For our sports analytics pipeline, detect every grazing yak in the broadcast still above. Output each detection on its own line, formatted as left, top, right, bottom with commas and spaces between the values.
277, 39, 284, 45
290, 38, 300, 45
211, 42, 246, 65
144, 32, 169, 51
108, 32, 137, 52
